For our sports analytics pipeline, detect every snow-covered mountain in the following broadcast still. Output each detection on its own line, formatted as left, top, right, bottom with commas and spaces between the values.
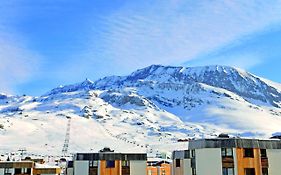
1, 65, 281, 157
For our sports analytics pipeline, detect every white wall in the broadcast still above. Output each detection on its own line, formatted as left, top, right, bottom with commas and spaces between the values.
183, 159, 192, 175
233, 148, 238, 175
74, 161, 89, 175
267, 149, 281, 175
195, 148, 222, 175
67, 167, 74, 175
130, 160, 146, 175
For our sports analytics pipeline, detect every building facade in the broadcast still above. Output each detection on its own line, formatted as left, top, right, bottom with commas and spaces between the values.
0, 161, 61, 175
172, 138, 281, 175
67, 149, 147, 175
147, 159, 171, 175
0, 161, 33, 175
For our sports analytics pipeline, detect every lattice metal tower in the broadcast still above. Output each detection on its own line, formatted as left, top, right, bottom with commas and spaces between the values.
62, 116, 71, 156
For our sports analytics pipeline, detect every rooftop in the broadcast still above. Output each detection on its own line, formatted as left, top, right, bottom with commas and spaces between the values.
188, 138, 281, 150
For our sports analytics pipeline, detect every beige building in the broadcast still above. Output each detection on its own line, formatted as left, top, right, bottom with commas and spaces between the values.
0, 161, 33, 175
66, 148, 147, 175
172, 138, 281, 175
0, 161, 61, 175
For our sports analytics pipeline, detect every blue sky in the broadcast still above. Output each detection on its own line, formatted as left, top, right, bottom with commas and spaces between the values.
1, 0, 281, 95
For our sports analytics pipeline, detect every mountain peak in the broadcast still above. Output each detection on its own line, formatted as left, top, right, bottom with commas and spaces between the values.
44, 78, 94, 96
94, 64, 281, 108
82, 78, 94, 85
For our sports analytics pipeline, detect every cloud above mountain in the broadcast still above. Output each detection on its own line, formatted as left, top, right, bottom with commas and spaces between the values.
86, 0, 281, 70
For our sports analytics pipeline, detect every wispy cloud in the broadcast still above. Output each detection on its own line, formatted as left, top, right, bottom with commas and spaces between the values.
0, 1, 41, 94
84, 0, 281, 71
185, 52, 264, 70
0, 34, 41, 94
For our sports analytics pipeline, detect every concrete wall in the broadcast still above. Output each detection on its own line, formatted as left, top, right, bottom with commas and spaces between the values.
173, 159, 183, 175
130, 160, 146, 175
74, 161, 89, 175
195, 148, 222, 175
267, 149, 281, 175
233, 148, 238, 175
173, 159, 191, 175
183, 159, 192, 175
67, 167, 74, 175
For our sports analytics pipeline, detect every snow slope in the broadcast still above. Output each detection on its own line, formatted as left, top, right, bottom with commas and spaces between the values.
0, 65, 281, 157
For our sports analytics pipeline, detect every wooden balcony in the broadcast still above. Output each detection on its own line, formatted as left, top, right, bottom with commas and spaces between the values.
122, 166, 130, 175
222, 157, 234, 168
261, 157, 268, 168
89, 167, 98, 175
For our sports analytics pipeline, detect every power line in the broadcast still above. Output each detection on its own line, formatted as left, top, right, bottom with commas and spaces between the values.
62, 116, 71, 156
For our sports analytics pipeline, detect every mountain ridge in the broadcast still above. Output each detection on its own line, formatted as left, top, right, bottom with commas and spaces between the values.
0, 64, 281, 155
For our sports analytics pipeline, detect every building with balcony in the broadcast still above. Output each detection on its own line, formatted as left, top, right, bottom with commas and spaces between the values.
146, 158, 171, 175
0, 161, 61, 175
172, 138, 281, 175
66, 148, 147, 175
0, 161, 33, 175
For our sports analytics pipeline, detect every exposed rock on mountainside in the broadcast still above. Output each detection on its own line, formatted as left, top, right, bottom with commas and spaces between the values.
0, 65, 281, 155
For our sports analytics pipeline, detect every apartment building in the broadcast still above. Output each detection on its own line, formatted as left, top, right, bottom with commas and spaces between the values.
0, 161, 33, 175
66, 148, 147, 175
147, 158, 171, 175
172, 138, 281, 175
0, 161, 61, 175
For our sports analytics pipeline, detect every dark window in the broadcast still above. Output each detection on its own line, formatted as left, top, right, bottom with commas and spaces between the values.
192, 168, 196, 175
262, 168, 268, 175
106, 160, 115, 168
245, 168, 255, 175
244, 148, 254, 158
26, 168, 31, 174
175, 159, 180, 167
191, 157, 196, 168
222, 168, 234, 175
191, 150, 195, 158
77, 154, 84, 160
221, 148, 233, 157
15, 168, 21, 174
261, 149, 267, 158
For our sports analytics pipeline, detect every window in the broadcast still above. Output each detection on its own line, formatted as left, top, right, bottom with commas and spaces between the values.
4, 168, 11, 175
161, 169, 166, 175
223, 168, 234, 175
122, 160, 130, 167
106, 160, 115, 168
90, 160, 98, 167
175, 159, 181, 167
77, 154, 84, 160
191, 150, 195, 158
221, 148, 233, 157
192, 168, 196, 175
15, 168, 21, 174
261, 149, 267, 158
21, 168, 31, 174
245, 168, 255, 175
244, 148, 254, 158
262, 168, 268, 175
